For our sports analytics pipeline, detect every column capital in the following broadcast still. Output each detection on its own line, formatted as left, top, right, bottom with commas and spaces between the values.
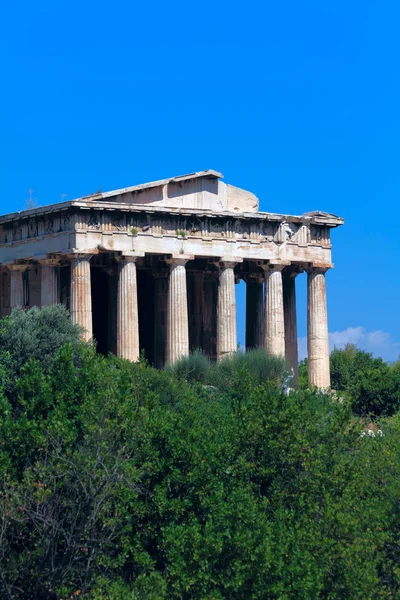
38, 257, 61, 267
214, 257, 243, 269
117, 254, 140, 264
305, 262, 333, 275
7, 262, 29, 272
243, 272, 264, 284
66, 252, 95, 263
282, 266, 303, 279
257, 260, 290, 273
166, 255, 193, 266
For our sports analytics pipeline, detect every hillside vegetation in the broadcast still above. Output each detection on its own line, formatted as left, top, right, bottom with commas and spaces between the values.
1, 306, 400, 599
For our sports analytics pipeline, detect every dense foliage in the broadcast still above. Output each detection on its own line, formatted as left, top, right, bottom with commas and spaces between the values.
300, 344, 400, 417
1, 308, 400, 598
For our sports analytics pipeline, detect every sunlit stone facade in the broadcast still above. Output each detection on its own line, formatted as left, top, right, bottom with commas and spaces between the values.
0, 170, 343, 387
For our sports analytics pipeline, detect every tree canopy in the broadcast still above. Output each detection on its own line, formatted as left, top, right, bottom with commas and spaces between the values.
0, 308, 400, 598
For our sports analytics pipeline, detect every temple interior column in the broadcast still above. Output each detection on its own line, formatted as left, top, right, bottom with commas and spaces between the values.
39, 259, 59, 307
70, 254, 93, 342
307, 267, 330, 388
263, 265, 285, 356
166, 258, 189, 364
189, 270, 204, 351
217, 260, 237, 359
245, 274, 264, 350
117, 256, 139, 362
9, 264, 26, 310
203, 272, 218, 360
283, 272, 299, 386
153, 272, 168, 368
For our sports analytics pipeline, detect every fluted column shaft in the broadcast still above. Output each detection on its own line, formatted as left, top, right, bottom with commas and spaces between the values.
117, 257, 139, 361
307, 268, 330, 388
166, 258, 189, 364
263, 266, 285, 356
154, 273, 168, 368
246, 275, 264, 350
40, 260, 59, 307
70, 255, 92, 342
283, 274, 299, 386
217, 261, 237, 359
9, 265, 26, 309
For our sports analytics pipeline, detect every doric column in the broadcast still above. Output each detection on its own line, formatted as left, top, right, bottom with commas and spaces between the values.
153, 271, 168, 368
283, 272, 299, 386
117, 256, 139, 362
217, 260, 238, 359
70, 254, 93, 342
203, 272, 218, 360
190, 270, 204, 350
245, 274, 264, 350
307, 267, 330, 388
8, 264, 27, 309
263, 265, 285, 356
166, 258, 190, 364
39, 258, 59, 307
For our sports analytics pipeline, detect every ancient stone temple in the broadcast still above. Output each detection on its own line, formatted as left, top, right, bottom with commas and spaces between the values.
0, 170, 343, 387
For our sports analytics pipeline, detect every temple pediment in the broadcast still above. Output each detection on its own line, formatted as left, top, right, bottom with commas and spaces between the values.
79, 170, 260, 214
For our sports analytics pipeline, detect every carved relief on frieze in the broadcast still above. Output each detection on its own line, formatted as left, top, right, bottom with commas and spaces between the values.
235, 220, 250, 239
87, 213, 101, 230
309, 225, 329, 245
12, 222, 22, 242
211, 219, 225, 236
62, 214, 71, 232
162, 217, 175, 235
44, 218, 54, 235
262, 222, 275, 242
282, 221, 297, 242
274, 220, 295, 243
136, 213, 151, 233
28, 219, 38, 238
112, 215, 125, 231
188, 218, 201, 235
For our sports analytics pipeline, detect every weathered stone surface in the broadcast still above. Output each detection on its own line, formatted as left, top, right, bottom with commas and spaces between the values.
39, 259, 59, 307
166, 258, 189, 364
217, 261, 238, 359
70, 254, 92, 342
8, 264, 26, 309
307, 268, 330, 388
0, 171, 344, 387
117, 256, 139, 362
263, 266, 285, 357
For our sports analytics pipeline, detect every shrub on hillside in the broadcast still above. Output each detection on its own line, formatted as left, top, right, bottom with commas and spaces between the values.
166, 349, 211, 382
207, 348, 288, 389
0, 305, 81, 399
1, 347, 400, 598
350, 366, 400, 417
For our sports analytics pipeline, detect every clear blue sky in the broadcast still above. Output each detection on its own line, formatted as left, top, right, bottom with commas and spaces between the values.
1, 1, 399, 360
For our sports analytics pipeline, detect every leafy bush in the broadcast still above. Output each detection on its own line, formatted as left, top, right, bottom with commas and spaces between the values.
166, 349, 211, 382
1, 344, 399, 598
207, 348, 288, 389
1, 314, 400, 598
350, 366, 400, 417
0, 305, 81, 400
